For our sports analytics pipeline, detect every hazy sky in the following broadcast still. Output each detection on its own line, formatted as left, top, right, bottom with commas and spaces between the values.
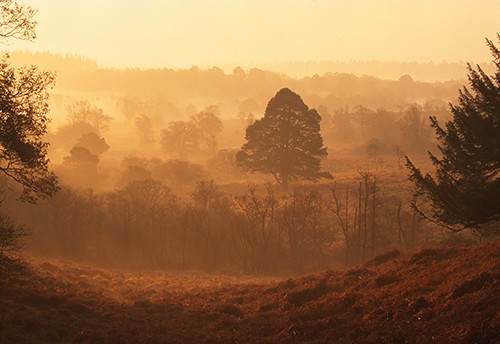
8, 0, 500, 69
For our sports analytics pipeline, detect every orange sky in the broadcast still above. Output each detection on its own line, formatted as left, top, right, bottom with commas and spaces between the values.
8, 0, 500, 70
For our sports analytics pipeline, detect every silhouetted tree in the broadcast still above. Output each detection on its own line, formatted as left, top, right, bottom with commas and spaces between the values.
236, 88, 332, 188
160, 120, 199, 158
117, 165, 152, 188
61, 146, 100, 187
0, 210, 27, 254
0, 56, 57, 202
76, 132, 110, 155
68, 100, 111, 134
189, 180, 232, 269
192, 179, 224, 211
234, 184, 280, 273
406, 35, 500, 235
192, 108, 223, 152
63, 146, 99, 168
0, 3, 57, 202
118, 180, 179, 267
52, 121, 96, 151
0, 1, 57, 258
282, 190, 329, 273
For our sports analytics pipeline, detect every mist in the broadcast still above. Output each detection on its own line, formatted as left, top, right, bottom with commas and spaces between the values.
0, 1, 498, 343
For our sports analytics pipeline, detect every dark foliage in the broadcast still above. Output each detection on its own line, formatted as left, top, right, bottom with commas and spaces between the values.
0, 213, 28, 254
237, 88, 332, 187
0, 0, 37, 42
0, 56, 58, 202
0, 1, 57, 203
76, 132, 110, 155
0, 1, 57, 256
406, 35, 500, 234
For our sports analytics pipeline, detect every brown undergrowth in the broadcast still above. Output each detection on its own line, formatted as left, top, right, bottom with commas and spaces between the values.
0, 242, 498, 344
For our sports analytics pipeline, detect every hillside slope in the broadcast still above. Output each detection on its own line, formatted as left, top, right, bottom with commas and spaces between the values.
0, 242, 498, 344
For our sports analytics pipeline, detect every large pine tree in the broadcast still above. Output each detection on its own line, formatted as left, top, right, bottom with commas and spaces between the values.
406, 35, 500, 234
236, 88, 332, 187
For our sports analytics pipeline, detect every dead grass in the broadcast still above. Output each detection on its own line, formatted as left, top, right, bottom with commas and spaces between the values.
0, 241, 498, 343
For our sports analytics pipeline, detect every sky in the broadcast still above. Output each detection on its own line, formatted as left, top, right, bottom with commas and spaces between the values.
7, 0, 500, 70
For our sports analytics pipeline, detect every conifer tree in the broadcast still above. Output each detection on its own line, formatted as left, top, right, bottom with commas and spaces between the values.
406, 35, 500, 235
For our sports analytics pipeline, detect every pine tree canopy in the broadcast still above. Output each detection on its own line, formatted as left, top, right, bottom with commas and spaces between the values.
406, 35, 500, 234
236, 88, 332, 187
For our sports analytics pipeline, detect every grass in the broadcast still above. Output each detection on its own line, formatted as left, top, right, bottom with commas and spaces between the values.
0, 241, 498, 343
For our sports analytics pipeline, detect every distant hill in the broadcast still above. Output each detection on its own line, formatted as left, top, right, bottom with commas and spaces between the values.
2, 50, 467, 115
4, 50, 98, 73
6, 50, 493, 82
251, 60, 495, 82
1, 241, 498, 343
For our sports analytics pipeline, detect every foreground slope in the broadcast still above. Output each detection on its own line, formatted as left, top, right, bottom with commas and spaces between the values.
0, 242, 498, 344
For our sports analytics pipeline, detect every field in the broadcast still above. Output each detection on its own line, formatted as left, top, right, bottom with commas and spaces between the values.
0, 241, 498, 344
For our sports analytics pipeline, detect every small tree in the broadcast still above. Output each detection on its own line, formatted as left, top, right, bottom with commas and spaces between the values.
406, 35, 500, 235
192, 108, 222, 152
60, 146, 100, 188
0, 206, 28, 255
160, 120, 199, 158
76, 132, 110, 155
236, 88, 332, 187
67, 100, 112, 134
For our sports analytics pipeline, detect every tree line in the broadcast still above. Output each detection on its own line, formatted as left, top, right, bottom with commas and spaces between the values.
6, 177, 444, 273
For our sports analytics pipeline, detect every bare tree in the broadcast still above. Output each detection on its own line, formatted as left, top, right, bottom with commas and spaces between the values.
329, 172, 379, 265
330, 183, 355, 265
282, 190, 329, 273
234, 184, 281, 273
67, 100, 112, 134
0, 211, 28, 254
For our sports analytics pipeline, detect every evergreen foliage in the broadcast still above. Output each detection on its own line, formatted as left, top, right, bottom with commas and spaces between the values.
406, 35, 500, 234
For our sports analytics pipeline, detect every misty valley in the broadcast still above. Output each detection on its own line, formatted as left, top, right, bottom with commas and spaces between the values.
3, 62, 466, 274
0, 1, 499, 343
